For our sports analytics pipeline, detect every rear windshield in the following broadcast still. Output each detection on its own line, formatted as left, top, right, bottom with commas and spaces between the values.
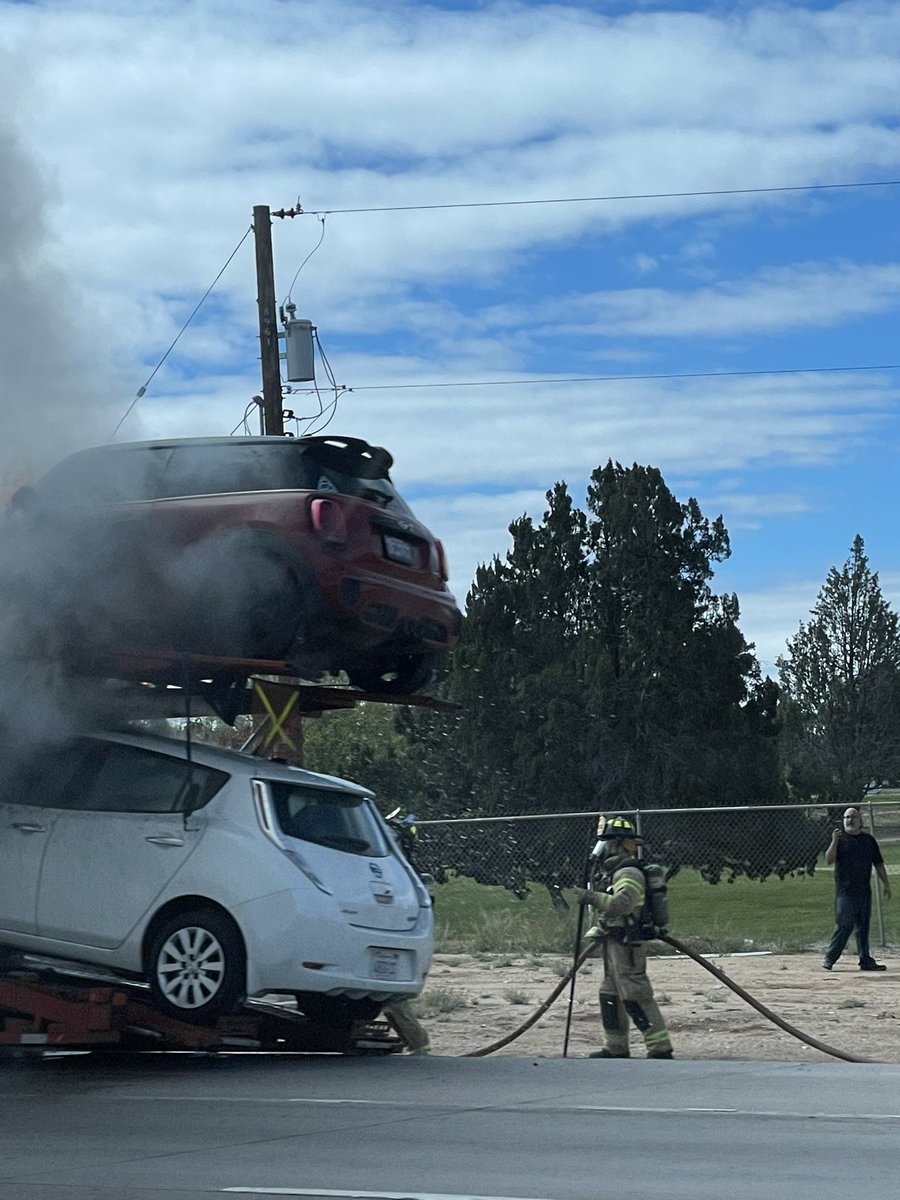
269, 782, 389, 856
35, 439, 413, 514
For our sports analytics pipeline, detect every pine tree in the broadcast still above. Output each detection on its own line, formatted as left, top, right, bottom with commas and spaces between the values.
777, 535, 900, 805
403, 462, 800, 888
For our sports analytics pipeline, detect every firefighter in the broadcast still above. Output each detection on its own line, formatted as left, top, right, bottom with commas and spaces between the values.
574, 816, 673, 1060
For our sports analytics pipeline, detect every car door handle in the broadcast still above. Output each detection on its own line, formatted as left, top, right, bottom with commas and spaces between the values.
12, 822, 45, 833
145, 836, 185, 847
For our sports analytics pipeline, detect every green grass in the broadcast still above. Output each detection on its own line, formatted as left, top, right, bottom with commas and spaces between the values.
433, 849, 900, 956
434, 877, 577, 954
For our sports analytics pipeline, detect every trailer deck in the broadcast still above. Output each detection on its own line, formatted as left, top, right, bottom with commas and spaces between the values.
0, 966, 402, 1056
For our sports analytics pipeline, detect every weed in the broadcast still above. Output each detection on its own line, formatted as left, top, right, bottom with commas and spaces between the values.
417, 988, 469, 1016
503, 989, 530, 1005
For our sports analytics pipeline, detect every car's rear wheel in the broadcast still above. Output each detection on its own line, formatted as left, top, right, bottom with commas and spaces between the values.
236, 553, 305, 660
147, 908, 246, 1024
346, 653, 436, 695
171, 536, 308, 661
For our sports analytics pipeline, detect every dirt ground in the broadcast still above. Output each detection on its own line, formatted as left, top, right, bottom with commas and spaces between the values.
414, 949, 900, 1063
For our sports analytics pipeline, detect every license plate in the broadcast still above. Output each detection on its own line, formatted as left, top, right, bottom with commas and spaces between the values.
371, 949, 405, 980
383, 534, 416, 566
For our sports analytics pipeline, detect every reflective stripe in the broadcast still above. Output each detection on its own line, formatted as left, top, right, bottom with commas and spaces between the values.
645, 1029, 671, 1045
613, 877, 644, 898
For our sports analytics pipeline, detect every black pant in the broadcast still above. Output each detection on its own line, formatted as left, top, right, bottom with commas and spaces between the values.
826, 889, 873, 964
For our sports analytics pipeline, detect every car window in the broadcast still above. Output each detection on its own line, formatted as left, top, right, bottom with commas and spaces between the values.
36, 447, 172, 505
156, 443, 318, 498
0, 742, 97, 809
269, 782, 389, 856
35, 438, 416, 515
301, 439, 412, 513
72, 743, 229, 814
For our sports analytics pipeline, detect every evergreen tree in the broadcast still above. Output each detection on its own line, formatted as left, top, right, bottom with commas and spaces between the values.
777, 535, 900, 805
406, 462, 800, 888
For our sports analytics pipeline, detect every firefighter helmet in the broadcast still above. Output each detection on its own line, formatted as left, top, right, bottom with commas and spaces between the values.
592, 815, 642, 871
599, 816, 641, 840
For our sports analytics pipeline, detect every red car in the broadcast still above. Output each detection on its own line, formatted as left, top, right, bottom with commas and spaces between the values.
8, 435, 461, 694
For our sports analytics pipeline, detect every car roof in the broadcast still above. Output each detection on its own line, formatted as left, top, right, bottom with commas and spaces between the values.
34, 435, 398, 493
92, 729, 374, 798
78, 435, 363, 450
56, 435, 393, 465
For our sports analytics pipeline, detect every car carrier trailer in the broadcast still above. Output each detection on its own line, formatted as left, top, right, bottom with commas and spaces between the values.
0, 961, 401, 1056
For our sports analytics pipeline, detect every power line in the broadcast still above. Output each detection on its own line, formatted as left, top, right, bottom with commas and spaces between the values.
345, 361, 900, 392
109, 226, 254, 441
300, 178, 900, 217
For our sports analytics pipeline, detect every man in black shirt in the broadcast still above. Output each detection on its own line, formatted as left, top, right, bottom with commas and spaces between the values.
823, 806, 892, 971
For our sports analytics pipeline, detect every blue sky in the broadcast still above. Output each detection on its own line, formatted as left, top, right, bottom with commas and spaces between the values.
1, 0, 899, 673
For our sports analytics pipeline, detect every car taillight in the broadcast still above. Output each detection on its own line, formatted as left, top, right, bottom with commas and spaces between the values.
310, 497, 347, 545
434, 539, 449, 582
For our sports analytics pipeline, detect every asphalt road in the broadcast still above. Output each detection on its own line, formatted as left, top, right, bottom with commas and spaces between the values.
1, 1051, 899, 1200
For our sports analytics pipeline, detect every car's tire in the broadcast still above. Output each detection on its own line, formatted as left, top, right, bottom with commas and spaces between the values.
169, 535, 309, 661
346, 653, 436, 695
235, 553, 306, 660
146, 908, 246, 1024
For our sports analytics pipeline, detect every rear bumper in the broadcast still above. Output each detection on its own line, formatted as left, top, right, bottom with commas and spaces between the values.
234, 890, 435, 1001
313, 572, 462, 653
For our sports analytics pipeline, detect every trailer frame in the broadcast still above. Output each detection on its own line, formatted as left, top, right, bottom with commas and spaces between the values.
0, 965, 403, 1057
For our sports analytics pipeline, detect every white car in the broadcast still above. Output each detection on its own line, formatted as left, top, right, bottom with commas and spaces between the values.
0, 731, 434, 1024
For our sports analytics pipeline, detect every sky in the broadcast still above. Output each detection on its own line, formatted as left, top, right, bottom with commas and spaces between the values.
1, 0, 899, 675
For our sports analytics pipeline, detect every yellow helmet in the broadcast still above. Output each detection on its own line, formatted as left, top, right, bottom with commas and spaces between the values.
592, 815, 641, 869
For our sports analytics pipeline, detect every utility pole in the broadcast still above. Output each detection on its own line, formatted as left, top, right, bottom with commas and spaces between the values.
253, 204, 284, 435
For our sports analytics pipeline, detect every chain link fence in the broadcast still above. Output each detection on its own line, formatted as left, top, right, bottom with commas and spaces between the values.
413, 799, 900, 955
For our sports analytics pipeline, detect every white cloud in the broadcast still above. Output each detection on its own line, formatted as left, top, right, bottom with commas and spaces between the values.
705, 489, 814, 531
628, 253, 659, 276
2, 0, 900, 326
543, 261, 900, 339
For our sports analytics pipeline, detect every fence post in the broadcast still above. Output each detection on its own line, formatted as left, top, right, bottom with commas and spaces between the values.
867, 800, 887, 948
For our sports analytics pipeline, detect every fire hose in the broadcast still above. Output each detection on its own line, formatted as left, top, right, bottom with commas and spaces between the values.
465, 934, 877, 1062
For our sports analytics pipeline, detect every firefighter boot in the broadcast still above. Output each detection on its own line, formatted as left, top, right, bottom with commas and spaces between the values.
623, 999, 673, 1059
590, 992, 630, 1057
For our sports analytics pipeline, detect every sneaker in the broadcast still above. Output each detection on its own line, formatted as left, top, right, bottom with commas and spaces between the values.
859, 960, 887, 972
822, 960, 833, 970
407, 1046, 433, 1055
588, 1048, 630, 1058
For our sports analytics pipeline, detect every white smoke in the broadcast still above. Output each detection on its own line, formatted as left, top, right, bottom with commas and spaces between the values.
0, 94, 140, 494
0, 90, 149, 748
